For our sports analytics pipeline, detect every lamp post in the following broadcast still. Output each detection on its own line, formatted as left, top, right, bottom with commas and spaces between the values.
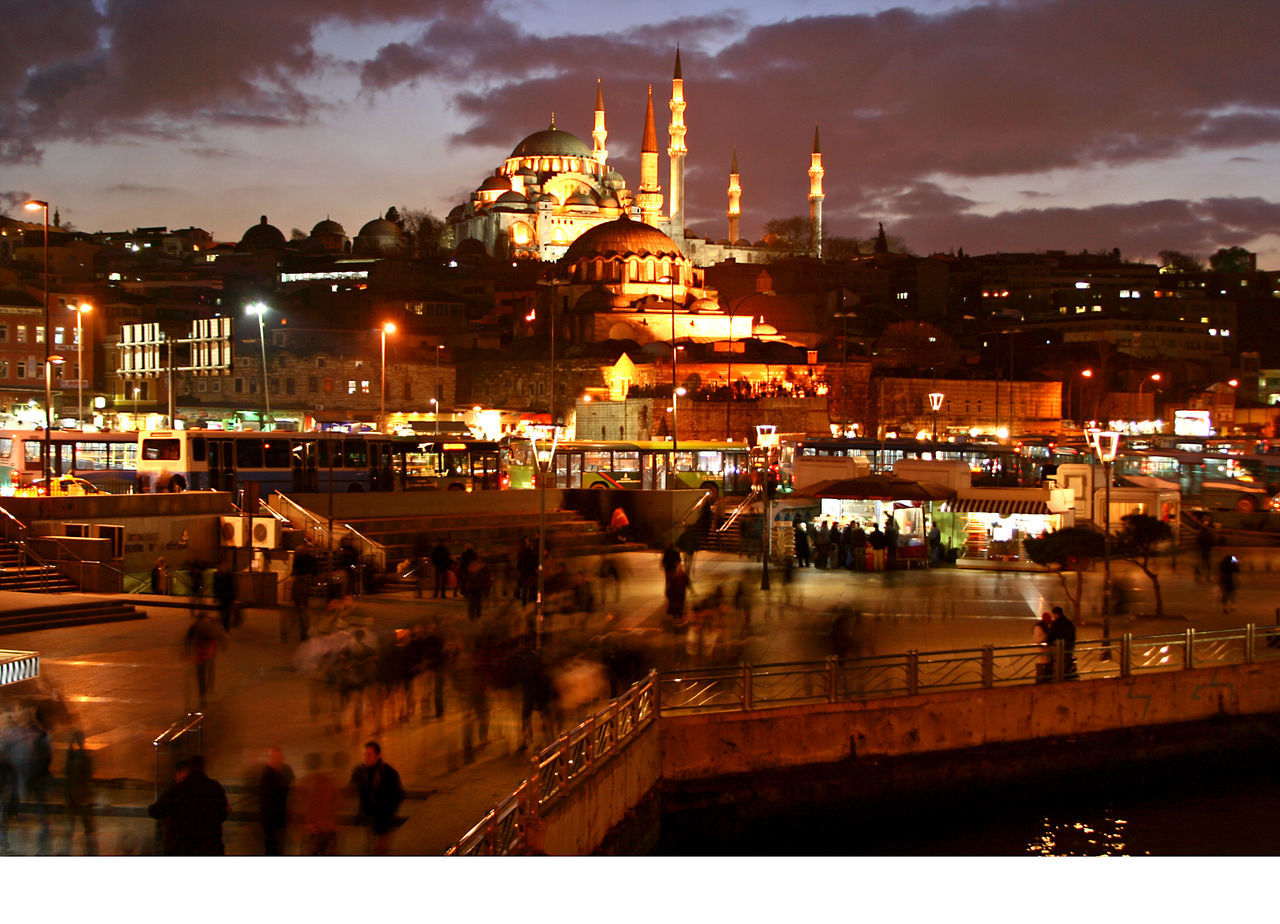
24, 199, 50, 482
132, 385, 140, 427
1137, 372, 1161, 420
44, 355, 64, 449
1075, 368, 1093, 426
71, 302, 92, 427
380, 322, 396, 432
1087, 427, 1121, 660
660, 274, 680, 482
433, 344, 445, 434
531, 427, 560, 651
246, 302, 271, 431
928, 391, 944, 442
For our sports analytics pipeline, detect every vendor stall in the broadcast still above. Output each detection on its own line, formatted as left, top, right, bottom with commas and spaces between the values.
809, 475, 955, 568
941, 487, 1075, 564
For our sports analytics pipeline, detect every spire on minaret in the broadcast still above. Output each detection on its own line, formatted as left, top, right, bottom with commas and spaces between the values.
668, 47, 688, 249
592, 78, 608, 170
874, 222, 889, 254
727, 147, 742, 244
637, 86, 664, 225
808, 124, 825, 259
549, 112, 556, 130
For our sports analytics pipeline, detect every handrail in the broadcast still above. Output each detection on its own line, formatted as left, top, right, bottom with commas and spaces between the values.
446, 671, 657, 856
152, 712, 205, 800
342, 522, 386, 572
717, 487, 760, 533
269, 492, 332, 548
40, 534, 128, 587
0, 504, 29, 545
656, 621, 1280, 714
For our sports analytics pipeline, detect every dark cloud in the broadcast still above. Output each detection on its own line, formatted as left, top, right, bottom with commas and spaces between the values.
0, 191, 36, 215
0, 0, 481, 163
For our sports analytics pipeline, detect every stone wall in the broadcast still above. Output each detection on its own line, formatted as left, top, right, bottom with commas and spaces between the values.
574, 396, 833, 441
459, 358, 605, 420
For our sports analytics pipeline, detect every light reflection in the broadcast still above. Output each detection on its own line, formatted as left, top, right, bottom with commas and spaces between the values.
1026, 809, 1144, 856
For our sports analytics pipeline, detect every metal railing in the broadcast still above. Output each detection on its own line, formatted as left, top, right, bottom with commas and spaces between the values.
446, 672, 657, 856
153, 712, 205, 800
657, 623, 1280, 714
0, 650, 40, 687
268, 492, 332, 548
342, 522, 386, 572
717, 487, 760, 533
36, 534, 127, 593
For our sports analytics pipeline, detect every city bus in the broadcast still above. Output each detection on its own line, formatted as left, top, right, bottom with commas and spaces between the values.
1114, 448, 1272, 512
389, 436, 503, 491
136, 429, 396, 496
785, 437, 1044, 490
0, 430, 138, 495
505, 439, 753, 495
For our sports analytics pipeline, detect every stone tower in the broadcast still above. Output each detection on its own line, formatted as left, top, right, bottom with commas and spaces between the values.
808, 125, 825, 259
727, 147, 742, 244
592, 78, 608, 168
668, 47, 687, 248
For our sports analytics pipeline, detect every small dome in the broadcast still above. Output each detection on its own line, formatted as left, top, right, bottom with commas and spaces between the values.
689, 297, 720, 313
238, 215, 286, 251
562, 215, 683, 264
494, 191, 531, 211
479, 175, 512, 193
599, 194, 620, 209
311, 219, 346, 237
357, 218, 402, 239
515, 165, 537, 178
447, 204, 467, 221
564, 189, 599, 208
510, 125, 592, 159
538, 193, 557, 203
606, 170, 626, 185
756, 323, 778, 336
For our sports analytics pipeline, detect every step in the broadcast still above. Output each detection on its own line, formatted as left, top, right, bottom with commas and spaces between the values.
0, 601, 147, 635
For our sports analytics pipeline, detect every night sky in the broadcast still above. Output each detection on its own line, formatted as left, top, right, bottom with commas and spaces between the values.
4, 0, 1280, 267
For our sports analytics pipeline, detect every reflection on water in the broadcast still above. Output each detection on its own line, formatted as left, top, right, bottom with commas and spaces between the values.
1028, 811, 1141, 857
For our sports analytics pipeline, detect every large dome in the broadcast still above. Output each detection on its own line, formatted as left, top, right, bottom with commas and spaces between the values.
510, 126, 591, 159
562, 215, 683, 263
238, 215, 286, 251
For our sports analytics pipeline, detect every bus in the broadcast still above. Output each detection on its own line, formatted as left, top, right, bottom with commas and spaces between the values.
1113, 448, 1272, 512
389, 436, 503, 491
136, 430, 397, 496
785, 437, 1046, 491
505, 439, 754, 495
0, 430, 138, 495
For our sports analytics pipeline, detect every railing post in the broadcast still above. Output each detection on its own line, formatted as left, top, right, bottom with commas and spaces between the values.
1246, 624, 1256, 665
1184, 628, 1195, 670
827, 656, 838, 703
741, 663, 752, 711
982, 645, 994, 688
1052, 640, 1064, 683
1120, 633, 1132, 677
907, 650, 919, 696
585, 715, 596, 769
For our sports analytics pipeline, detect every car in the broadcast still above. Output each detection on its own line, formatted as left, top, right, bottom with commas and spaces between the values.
32, 475, 101, 496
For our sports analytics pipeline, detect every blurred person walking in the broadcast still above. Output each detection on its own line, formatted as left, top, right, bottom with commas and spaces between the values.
148, 755, 229, 856
184, 612, 227, 708
294, 752, 340, 855
1046, 606, 1077, 680
64, 729, 98, 855
431, 540, 453, 599
348, 741, 404, 855
212, 560, 237, 632
258, 746, 295, 856
1218, 553, 1241, 613
793, 521, 810, 568
290, 543, 319, 642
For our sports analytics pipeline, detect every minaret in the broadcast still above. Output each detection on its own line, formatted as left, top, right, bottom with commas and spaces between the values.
727, 147, 742, 243
636, 85, 664, 225
808, 125, 825, 259
668, 47, 687, 247
592, 78, 608, 172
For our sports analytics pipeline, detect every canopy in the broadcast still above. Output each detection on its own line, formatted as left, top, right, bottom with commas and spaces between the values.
807, 475, 955, 502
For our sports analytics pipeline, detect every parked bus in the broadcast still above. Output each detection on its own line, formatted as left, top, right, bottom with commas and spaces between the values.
0, 430, 138, 495
785, 437, 1045, 490
505, 439, 753, 495
136, 430, 396, 496
1114, 448, 1272, 512
389, 436, 503, 491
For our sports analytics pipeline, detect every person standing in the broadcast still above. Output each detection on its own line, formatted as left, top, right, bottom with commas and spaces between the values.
868, 523, 887, 571
850, 520, 867, 571
516, 537, 538, 605
609, 505, 629, 543
457, 543, 478, 599
258, 746, 295, 856
466, 556, 491, 622
815, 520, 830, 570
665, 563, 691, 625
212, 561, 237, 632
1046, 606, 1077, 680
884, 513, 900, 571
928, 519, 943, 567
1218, 553, 1240, 613
431, 540, 452, 599
792, 522, 811, 568
151, 556, 169, 595
348, 741, 404, 855
290, 544, 318, 642
1033, 612, 1053, 684
148, 755, 229, 856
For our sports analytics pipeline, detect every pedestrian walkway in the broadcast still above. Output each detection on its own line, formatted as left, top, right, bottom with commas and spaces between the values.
1, 550, 1273, 855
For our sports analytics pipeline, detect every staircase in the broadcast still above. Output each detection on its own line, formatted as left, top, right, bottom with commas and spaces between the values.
0, 599, 146, 635
0, 541, 79, 593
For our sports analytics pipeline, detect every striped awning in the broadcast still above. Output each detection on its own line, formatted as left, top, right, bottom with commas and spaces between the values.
0, 650, 39, 687
951, 498, 1054, 516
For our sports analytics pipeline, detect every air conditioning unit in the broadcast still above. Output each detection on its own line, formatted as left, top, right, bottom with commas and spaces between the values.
250, 516, 281, 549
219, 516, 246, 547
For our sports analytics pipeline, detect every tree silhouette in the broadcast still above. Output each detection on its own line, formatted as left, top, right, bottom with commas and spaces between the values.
1023, 526, 1107, 623
1113, 513, 1174, 617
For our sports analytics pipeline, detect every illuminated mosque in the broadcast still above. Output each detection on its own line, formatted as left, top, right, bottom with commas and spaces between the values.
446, 50, 826, 344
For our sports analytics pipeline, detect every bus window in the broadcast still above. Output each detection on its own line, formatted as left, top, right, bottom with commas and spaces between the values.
191, 438, 206, 463
343, 440, 367, 467
614, 451, 640, 473
263, 439, 291, 468
0, 438, 11, 458
25, 441, 41, 465
236, 439, 263, 468
583, 451, 611, 472
318, 440, 342, 468
142, 438, 181, 462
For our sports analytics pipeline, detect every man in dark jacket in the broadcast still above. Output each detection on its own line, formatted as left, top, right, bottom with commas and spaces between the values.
431, 541, 452, 599
148, 755, 230, 855
849, 520, 867, 571
258, 746, 295, 856
1046, 606, 1078, 680
348, 741, 404, 855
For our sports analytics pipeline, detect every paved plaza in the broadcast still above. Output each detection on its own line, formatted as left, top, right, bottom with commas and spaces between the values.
0, 548, 1272, 856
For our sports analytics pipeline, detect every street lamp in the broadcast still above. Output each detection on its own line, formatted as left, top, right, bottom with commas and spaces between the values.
71, 302, 92, 427
530, 427, 560, 651
44, 354, 64, 439
1087, 427, 1121, 660
928, 391, 945, 442
25, 199, 50, 482
1075, 368, 1094, 426
660, 274, 680, 473
246, 302, 271, 431
1138, 372, 1161, 418
380, 322, 396, 432
132, 385, 141, 426
433, 344, 445, 434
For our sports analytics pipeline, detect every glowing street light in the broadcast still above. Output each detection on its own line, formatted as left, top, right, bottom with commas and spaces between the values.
380, 322, 396, 432
132, 385, 141, 425
928, 391, 944, 442
246, 302, 271, 431
433, 344, 445, 434
25, 199, 51, 482
1087, 427, 1121, 660
1138, 372, 1162, 417
71, 302, 92, 426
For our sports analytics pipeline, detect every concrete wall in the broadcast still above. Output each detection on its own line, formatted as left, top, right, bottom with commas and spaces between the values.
532, 723, 663, 856
283, 489, 568, 521
661, 660, 1280, 781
